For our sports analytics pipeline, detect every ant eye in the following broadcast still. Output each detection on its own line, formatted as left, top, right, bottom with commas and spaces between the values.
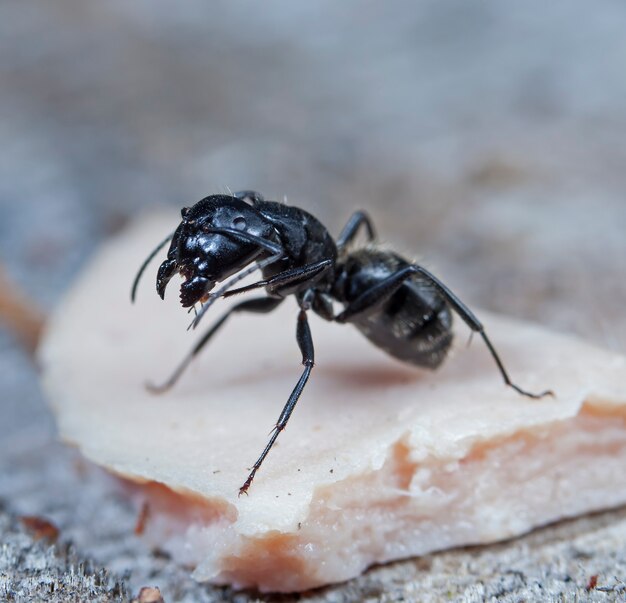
233, 216, 247, 231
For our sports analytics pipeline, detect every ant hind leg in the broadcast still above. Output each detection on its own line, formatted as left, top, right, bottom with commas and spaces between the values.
335, 264, 553, 399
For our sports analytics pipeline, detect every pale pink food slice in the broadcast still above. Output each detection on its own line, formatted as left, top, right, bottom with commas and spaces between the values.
39, 212, 626, 592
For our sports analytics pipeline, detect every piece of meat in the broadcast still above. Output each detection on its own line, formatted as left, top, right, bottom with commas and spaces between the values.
39, 213, 626, 592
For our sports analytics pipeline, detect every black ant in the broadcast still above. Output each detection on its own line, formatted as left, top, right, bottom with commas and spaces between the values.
132, 191, 552, 495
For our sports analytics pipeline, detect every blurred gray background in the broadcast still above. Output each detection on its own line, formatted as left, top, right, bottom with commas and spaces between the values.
1, 1, 626, 601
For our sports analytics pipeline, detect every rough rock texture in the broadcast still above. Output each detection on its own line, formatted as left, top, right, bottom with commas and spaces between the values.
0, 509, 128, 602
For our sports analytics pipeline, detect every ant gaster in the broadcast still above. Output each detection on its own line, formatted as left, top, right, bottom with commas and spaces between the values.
132, 191, 552, 495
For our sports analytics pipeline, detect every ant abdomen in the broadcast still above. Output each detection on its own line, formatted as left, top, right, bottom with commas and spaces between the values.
334, 248, 454, 368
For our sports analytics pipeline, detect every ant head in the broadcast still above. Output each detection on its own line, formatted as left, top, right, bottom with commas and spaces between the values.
156, 195, 276, 307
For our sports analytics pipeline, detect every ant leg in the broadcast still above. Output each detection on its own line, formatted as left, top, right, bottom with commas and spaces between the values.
337, 211, 376, 250
223, 259, 333, 299
131, 231, 175, 302
239, 307, 314, 495
336, 265, 553, 399
408, 265, 553, 399
148, 296, 283, 393
186, 228, 284, 333
333, 267, 413, 323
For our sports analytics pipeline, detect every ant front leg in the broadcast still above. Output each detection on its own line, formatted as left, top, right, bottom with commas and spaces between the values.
222, 259, 333, 299
239, 299, 315, 496
335, 265, 553, 400
189, 230, 285, 330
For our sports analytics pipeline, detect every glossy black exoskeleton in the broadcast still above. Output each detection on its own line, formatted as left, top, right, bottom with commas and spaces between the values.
132, 191, 552, 495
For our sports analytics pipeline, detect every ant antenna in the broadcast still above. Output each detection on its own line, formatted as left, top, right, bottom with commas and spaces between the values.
131, 232, 175, 302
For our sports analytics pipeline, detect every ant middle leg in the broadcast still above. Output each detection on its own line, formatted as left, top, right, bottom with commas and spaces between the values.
233, 190, 265, 204
337, 210, 376, 250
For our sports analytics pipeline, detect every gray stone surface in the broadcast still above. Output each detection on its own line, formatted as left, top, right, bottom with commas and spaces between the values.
1, 1, 626, 601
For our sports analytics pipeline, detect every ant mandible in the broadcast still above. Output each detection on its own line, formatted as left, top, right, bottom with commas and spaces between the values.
132, 191, 552, 495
